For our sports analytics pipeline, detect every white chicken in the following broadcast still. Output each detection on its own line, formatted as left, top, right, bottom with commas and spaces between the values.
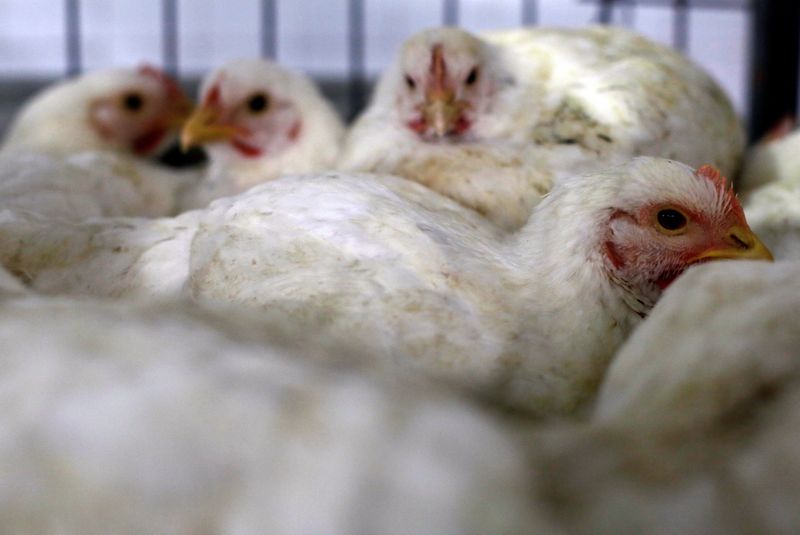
0, 66, 194, 219
514, 260, 800, 533
525, 384, 800, 534
741, 127, 800, 259
339, 26, 744, 230
0, 295, 541, 535
5, 282, 800, 533
0, 158, 771, 414
737, 119, 797, 194
178, 58, 345, 210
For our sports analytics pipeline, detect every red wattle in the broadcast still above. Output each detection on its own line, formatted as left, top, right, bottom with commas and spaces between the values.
232, 139, 263, 158
407, 118, 426, 134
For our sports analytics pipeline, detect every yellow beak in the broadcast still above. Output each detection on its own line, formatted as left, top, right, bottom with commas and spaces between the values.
422, 91, 463, 137
692, 225, 774, 263
180, 106, 239, 152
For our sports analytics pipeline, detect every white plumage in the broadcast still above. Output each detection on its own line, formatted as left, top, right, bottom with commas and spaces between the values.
0, 295, 538, 535
3, 263, 800, 533
742, 128, 800, 259
0, 151, 187, 219
340, 26, 744, 230
0, 157, 769, 414
178, 58, 345, 210
514, 260, 800, 533
595, 260, 800, 428
0, 67, 194, 219
738, 122, 800, 194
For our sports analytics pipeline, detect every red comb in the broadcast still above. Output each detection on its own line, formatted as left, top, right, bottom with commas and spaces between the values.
204, 84, 222, 107
696, 164, 726, 191
137, 64, 184, 101
429, 44, 447, 93
697, 164, 745, 220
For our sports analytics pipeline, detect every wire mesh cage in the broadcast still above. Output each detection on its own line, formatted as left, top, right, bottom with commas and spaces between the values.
0, 0, 796, 140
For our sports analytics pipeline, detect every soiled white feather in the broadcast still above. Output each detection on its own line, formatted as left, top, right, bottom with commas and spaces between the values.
0, 296, 540, 535
0, 151, 189, 219
341, 26, 744, 230
0, 158, 765, 414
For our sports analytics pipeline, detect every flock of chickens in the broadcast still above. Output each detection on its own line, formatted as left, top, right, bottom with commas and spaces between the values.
0, 24, 798, 533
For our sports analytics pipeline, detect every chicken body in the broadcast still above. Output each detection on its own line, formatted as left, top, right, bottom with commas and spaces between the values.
340, 26, 744, 230
0, 295, 538, 535
0, 67, 195, 219
516, 261, 800, 534
0, 158, 769, 414
5, 263, 800, 534
738, 124, 800, 194
741, 128, 800, 259
0, 151, 188, 220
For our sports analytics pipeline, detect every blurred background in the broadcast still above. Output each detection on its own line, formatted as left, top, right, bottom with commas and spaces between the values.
0, 0, 795, 141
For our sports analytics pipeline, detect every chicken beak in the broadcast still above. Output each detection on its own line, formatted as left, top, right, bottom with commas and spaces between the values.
180, 106, 238, 152
693, 225, 774, 263
422, 91, 461, 137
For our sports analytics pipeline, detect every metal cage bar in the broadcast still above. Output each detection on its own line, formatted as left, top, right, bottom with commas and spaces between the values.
64, 0, 82, 76
597, 0, 614, 24
161, 0, 179, 77
443, 0, 459, 26
521, 0, 539, 25
672, 0, 689, 52
347, 0, 366, 120
584, 0, 746, 8
260, 0, 278, 59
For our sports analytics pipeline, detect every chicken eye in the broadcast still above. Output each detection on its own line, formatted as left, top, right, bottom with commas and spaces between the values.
404, 74, 416, 90
121, 92, 144, 112
656, 209, 687, 231
465, 67, 479, 85
247, 93, 270, 113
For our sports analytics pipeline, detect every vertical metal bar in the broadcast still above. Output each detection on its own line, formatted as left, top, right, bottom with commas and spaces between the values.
672, 0, 689, 52
162, 0, 179, 77
64, 0, 81, 76
748, 0, 800, 141
260, 0, 277, 59
620, 0, 635, 27
521, 0, 538, 25
347, 0, 366, 121
597, 0, 614, 24
442, 0, 459, 26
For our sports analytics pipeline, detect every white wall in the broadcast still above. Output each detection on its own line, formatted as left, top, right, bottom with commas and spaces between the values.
0, 0, 751, 112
